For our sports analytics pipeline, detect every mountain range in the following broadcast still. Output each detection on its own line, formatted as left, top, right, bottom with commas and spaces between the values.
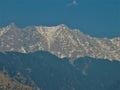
0, 23, 120, 90
0, 23, 120, 62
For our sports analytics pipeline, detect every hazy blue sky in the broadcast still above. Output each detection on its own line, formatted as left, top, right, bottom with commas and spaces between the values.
0, 0, 119, 38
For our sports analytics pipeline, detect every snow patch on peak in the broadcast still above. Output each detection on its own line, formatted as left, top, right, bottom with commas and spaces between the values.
35, 25, 58, 37
0, 25, 11, 37
35, 26, 59, 50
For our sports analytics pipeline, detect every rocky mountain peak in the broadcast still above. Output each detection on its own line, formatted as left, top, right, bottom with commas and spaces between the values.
57, 24, 69, 29
0, 24, 120, 61
7, 23, 17, 29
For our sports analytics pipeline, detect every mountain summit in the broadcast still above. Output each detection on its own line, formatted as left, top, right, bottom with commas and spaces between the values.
0, 24, 120, 61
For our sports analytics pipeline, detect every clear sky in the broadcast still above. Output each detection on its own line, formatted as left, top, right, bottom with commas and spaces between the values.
0, 0, 120, 38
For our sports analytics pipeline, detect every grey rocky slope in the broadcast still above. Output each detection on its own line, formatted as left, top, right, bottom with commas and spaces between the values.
0, 23, 120, 61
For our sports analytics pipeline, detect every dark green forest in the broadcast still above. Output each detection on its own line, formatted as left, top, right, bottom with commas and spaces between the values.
0, 51, 120, 90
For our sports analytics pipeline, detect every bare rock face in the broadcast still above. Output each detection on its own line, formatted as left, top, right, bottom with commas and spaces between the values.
0, 23, 120, 61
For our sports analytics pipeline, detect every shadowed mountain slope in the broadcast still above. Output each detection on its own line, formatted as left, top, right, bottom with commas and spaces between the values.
0, 51, 120, 90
